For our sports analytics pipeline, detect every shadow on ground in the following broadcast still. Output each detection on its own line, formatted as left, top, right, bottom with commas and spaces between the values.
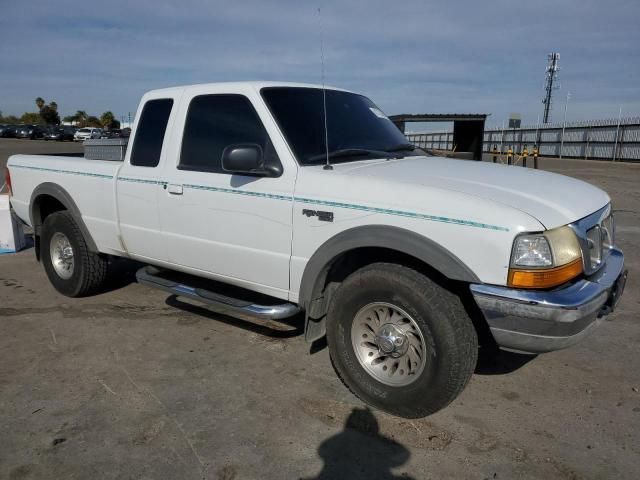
99, 257, 141, 294
303, 407, 415, 480
474, 346, 536, 375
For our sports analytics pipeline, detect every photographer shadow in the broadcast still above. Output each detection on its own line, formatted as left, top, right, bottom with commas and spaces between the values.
304, 407, 415, 480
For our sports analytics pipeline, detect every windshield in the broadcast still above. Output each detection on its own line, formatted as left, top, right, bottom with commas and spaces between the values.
261, 87, 412, 166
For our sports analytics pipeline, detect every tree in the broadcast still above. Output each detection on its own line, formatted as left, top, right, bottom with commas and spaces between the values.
20, 112, 41, 124
86, 116, 102, 128
100, 111, 115, 129
99, 111, 120, 129
40, 105, 60, 125
29, 97, 61, 125
64, 110, 89, 126
3, 114, 19, 124
76, 110, 89, 126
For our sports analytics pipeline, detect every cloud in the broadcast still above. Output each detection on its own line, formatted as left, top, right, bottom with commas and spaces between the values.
1, 0, 638, 126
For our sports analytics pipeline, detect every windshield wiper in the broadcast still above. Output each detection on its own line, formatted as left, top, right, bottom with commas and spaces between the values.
385, 143, 416, 152
306, 148, 393, 164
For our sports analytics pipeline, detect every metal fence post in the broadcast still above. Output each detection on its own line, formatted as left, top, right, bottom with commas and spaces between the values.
613, 109, 622, 162
585, 126, 590, 161
560, 92, 571, 159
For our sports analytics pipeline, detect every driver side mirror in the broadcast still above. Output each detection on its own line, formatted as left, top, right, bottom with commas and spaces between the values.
221, 144, 279, 177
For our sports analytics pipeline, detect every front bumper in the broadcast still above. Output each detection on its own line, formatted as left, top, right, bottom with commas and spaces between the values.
470, 248, 627, 354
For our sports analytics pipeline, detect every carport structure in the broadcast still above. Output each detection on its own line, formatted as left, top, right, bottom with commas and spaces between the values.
389, 113, 488, 160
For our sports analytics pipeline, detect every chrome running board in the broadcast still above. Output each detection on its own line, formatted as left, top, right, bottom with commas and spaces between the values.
136, 266, 301, 320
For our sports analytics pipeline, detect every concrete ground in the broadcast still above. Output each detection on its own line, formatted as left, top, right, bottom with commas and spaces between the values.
1, 139, 639, 479
0, 138, 84, 172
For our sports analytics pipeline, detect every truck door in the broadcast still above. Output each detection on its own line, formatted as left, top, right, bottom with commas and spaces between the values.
158, 89, 296, 300
117, 96, 175, 262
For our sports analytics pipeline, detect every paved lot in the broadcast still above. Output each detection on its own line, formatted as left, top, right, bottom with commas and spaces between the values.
0, 138, 83, 172
1, 139, 639, 479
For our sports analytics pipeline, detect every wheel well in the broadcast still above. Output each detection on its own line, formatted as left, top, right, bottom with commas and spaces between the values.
308, 247, 455, 313
33, 194, 66, 228
29, 183, 100, 258
31, 194, 67, 261
304, 247, 495, 347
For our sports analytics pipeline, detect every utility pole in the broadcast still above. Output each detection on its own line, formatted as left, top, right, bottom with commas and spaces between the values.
542, 53, 560, 124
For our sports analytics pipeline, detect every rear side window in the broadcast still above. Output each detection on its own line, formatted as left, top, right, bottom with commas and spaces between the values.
179, 94, 279, 173
130, 98, 173, 167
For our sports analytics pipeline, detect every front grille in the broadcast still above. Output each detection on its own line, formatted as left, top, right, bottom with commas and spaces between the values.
601, 213, 615, 249
586, 225, 603, 269
570, 205, 614, 276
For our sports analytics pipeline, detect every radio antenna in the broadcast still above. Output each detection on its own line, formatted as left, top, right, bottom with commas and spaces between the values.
318, 7, 332, 170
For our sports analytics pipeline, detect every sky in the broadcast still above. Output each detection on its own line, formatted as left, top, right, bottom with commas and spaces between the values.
1, 0, 639, 130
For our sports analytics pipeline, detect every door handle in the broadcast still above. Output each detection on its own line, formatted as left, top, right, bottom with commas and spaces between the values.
167, 184, 183, 195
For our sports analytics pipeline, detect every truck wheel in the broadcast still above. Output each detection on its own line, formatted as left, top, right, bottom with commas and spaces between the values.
41, 211, 108, 297
326, 263, 478, 418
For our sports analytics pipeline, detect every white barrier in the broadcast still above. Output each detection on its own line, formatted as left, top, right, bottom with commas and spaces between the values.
0, 191, 26, 254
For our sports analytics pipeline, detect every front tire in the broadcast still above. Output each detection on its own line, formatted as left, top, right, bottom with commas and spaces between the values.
41, 211, 108, 297
326, 263, 478, 418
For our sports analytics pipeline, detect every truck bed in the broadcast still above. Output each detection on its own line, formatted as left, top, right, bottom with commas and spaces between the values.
8, 154, 124, 255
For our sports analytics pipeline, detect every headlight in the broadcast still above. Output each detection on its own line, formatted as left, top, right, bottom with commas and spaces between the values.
511, 235, 553, 267
508, 226, 582, 289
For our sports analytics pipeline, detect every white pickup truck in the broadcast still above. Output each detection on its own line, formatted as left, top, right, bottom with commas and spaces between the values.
5, 82, 627, 418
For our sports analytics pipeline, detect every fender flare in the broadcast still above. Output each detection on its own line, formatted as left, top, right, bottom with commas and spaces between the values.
30, 182, 99, 253
299, 225, 479, 342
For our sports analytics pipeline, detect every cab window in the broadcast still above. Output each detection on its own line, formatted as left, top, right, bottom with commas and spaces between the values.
179, 94, 280, 174
130, 98, 173, 167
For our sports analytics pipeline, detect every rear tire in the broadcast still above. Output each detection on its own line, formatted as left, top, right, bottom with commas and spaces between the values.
41, 211, 108, 297
326, 263, 478, 418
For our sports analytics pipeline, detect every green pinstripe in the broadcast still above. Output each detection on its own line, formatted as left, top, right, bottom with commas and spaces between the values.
10, 164, 509, 232
119, 177, 167, 186
295, 197, 508, 231
183, 183, 291, 201
10, 164, 112, 179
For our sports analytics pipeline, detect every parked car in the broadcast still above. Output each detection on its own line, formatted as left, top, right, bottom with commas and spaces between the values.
0, 124, 18, 138
43, 126, 76, 142
14, 125, 32, 139
62, 126, 76, 141
74, 127, 101, 141
15, 124, 47, 139
100, 129, 122, 139
5, 81, 628, 419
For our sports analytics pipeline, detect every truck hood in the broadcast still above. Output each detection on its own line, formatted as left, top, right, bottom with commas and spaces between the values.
331, 156, 610, 229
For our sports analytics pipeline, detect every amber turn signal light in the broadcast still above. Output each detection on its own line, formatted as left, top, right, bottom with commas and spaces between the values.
508, 258, 583, 289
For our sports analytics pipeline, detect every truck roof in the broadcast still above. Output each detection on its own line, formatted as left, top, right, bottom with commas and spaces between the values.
144, 81, 352, 96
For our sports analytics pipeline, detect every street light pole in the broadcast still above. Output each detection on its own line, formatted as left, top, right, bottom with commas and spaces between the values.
559, 91, 571, 160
